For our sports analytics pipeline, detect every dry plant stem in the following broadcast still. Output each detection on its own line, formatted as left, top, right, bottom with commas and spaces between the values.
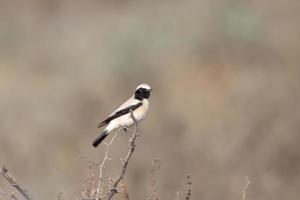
95, 132, 120, 200
106, 110, 139, 200
0, 166, 34, 200
242, 176, 251, 200
147, 159, 161, 200
118, 180, 130, 200
185, 175, 192, 200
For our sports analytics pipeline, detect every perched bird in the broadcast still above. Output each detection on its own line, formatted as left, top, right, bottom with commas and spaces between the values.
92, 84, 152, 147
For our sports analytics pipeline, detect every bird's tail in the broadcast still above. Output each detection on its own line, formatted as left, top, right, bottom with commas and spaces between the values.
92, 130, 109, 147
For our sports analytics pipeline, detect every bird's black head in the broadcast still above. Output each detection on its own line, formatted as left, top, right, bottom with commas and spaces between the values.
134, 84, 152, 100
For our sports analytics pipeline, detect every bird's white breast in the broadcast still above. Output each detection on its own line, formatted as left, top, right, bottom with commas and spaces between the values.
134, 99, 149, 121
114, 99, 149, 127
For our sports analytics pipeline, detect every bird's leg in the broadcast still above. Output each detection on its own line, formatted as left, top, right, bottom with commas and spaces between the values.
120, 126, 128, 133
123, 126, 135, 133
120, 125, 135, 133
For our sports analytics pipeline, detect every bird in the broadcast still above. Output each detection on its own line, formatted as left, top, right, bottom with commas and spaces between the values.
92, 83, 152, 147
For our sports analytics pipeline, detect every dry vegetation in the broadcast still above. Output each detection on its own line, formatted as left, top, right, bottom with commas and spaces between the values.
1, 116, 193, 200
1, 0, 300, 200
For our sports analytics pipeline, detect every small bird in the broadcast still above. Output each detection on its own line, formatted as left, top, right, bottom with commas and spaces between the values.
92, 83, 152, 147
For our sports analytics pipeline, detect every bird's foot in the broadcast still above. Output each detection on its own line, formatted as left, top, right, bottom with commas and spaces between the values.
120, 126, 128, 133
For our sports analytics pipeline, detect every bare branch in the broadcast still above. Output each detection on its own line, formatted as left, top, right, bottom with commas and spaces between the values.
106, 109, 139, 200
185, 175, 192, 200
0, 166, 34, 200
95, 132, 120, 200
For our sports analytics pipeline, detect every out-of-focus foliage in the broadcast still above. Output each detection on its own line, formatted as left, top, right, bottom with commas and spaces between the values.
0, 0, 299, 200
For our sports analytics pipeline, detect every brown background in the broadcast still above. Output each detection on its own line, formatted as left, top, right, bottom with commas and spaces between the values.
0, 0, 300, 200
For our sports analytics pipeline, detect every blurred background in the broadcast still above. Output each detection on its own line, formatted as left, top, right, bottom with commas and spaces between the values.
0, 0, 300, 199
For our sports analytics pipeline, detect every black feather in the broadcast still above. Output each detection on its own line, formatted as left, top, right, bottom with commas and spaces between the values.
92, 131, 109, 147
97, 102, 142, 128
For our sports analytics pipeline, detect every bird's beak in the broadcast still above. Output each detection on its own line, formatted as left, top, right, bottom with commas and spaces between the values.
149, 89, 152, 92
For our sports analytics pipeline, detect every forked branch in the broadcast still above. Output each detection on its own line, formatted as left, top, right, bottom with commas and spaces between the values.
95, 132, 120, 200
105, 109, 139, 200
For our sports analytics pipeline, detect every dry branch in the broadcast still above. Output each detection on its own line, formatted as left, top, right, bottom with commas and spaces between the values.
95, 132, 120, 200
0, 166, 34, 200
105, 110, 139, 200
185, 175, 192, 200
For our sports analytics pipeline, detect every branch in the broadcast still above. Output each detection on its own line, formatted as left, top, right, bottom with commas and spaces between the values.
185, 175, 192, 200
0, 166, 34, 200
95, 132, 120, 200
106, 110, 139, 200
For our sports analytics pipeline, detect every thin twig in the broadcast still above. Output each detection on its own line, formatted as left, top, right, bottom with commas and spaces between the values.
242, 176, 251, 200
95, 132, 120, 200
0, 166, 34, 200
106, 110, 139, 200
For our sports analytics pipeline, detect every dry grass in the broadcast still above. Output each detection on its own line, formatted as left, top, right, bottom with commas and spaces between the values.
147, 158, 161, 200
185, 175, 192, 200
81, 162, 98, 199
1, 1, 299, 200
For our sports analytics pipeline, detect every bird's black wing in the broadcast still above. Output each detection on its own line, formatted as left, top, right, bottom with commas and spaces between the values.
97, 102, 143, 128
